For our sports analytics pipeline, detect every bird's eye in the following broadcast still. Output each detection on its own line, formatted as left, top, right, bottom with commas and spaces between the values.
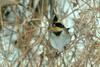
52, 23, 56, 27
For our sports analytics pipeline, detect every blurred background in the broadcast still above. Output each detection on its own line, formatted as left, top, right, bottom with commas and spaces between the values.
0, 0, 100, 67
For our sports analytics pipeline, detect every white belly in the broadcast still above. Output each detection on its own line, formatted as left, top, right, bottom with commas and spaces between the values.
49, 30, 71, 51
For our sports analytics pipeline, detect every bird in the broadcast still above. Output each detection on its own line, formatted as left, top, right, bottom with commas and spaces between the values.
48, 15, 71, 51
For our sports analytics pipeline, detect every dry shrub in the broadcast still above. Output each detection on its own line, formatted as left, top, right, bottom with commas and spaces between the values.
70, 2, 100, 67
